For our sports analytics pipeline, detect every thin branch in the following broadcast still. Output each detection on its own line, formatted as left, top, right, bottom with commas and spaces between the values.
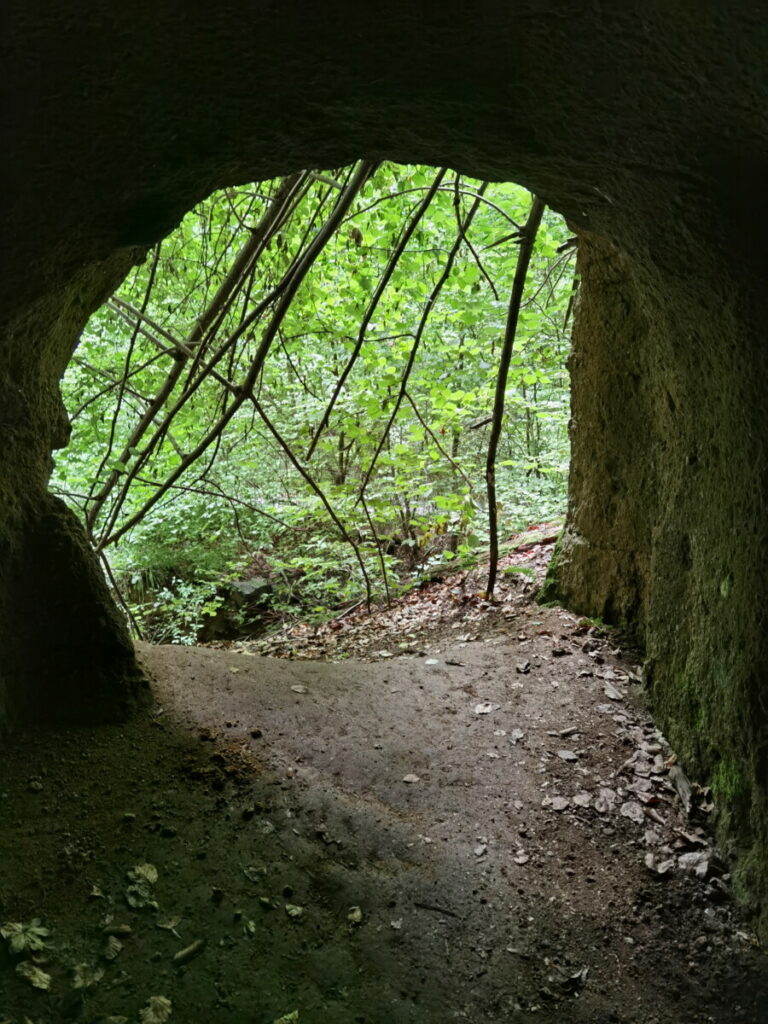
90, 174, 306, 541
360, 494, 391, 605
404, 391, 475, 492
99, 550, 144, 639
97, 160, 376, 550
486, 195, 546, 600
453, 176, 499, 300
356, 183, 489, 501
306, 166, 447, 459
88, 242, 162, 508
252, 398, 373, 610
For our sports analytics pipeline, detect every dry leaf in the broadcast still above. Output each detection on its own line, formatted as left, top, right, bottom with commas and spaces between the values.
73, 962, 105, 988
139, 996, 173, 1023
128, 862, 158, 885
16, 961, 51, 990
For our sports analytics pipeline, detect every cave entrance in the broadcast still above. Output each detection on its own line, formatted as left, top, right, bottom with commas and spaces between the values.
53, 164, 575, 646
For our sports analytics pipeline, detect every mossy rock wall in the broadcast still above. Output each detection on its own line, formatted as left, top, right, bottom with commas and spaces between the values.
551, 232, 768, 932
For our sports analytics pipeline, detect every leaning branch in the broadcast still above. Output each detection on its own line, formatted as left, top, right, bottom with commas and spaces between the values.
305, 166, 448, 459
97, 160, 376, 550
357, 183, 489, 501
485, 195, 545, 599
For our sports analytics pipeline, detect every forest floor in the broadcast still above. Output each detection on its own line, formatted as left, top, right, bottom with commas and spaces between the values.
1, 532, 768, 1023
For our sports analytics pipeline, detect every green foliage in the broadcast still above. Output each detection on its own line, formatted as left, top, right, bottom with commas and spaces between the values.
53, 165, 575, 638
136, 577, 225, 645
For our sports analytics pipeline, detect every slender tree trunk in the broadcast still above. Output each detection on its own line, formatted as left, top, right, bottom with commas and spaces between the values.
486, 195, 545, 599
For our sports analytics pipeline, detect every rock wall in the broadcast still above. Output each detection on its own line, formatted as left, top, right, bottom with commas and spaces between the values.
548, 230, 768, 931
2, 1, 767, 926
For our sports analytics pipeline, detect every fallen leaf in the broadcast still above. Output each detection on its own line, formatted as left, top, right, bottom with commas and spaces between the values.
72, 962, 105, 989
128, 863, 158, 885
593, 787, 617, 814
173, 938, 206, 964
103, 935, 123, 961
668, 763, 693, 814
562, 966, 590, 993
290, 684, 308, 694
1, 919, 50, 953
126, 882, 158, 910
645, 852, 675, 875
678, 850, 710, 878
16, 961, 51, 990
139, 996, 173, 1023
604, 682, 623, 701
157, 915, 182, 935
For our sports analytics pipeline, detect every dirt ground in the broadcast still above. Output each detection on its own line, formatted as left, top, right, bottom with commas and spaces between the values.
1, 543, 767, 1023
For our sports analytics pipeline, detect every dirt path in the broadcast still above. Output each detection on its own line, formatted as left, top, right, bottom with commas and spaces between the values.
1, 595, 767, 1022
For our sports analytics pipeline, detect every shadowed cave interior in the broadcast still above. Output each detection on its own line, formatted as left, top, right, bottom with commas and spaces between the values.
1, 6, 768, 1011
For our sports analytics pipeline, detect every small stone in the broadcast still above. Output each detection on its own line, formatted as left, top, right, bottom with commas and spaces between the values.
620, 801, 645, 825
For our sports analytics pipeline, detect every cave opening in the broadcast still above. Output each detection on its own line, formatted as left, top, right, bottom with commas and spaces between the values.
52, 165, 575, 646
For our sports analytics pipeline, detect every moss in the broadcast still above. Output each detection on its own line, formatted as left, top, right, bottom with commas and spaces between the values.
537, 530, 565, 606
